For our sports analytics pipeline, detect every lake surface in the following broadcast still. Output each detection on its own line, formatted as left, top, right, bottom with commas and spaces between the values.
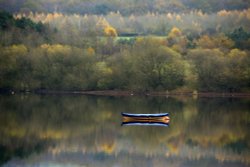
0, 94, 249, 167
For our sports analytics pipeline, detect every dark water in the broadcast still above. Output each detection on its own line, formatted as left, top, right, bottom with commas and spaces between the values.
0, 95, 250, 167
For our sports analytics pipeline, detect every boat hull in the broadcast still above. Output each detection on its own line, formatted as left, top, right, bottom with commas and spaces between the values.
121, 113, 170, 126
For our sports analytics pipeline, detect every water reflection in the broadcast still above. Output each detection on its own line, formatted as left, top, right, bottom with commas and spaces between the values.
0, 95, 249, 166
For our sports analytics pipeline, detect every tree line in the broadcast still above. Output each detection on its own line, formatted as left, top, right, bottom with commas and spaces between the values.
0, 11, 249, 92
0, 0, 249, 15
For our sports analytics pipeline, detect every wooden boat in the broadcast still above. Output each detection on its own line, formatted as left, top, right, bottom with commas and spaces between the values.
121, 112, 170, 126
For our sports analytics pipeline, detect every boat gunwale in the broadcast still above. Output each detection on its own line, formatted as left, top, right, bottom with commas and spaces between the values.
122, 112, 169, 117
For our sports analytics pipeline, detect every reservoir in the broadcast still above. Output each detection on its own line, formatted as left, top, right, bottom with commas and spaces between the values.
0, 95, 249, 167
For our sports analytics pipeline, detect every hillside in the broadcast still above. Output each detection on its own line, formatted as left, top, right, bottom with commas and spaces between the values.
0, 0, 249, 15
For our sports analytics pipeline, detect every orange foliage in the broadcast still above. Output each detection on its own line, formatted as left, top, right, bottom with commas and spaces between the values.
167, 27, 187, 53
96, 18, 118, 37
87, 47, 95, 55
217, 10, 230, 17
168, 27, 182, 38
196, 34, 234, 50
104, 26, 117, 37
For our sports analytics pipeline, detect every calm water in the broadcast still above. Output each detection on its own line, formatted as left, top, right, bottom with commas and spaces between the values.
0, 94, 250, 167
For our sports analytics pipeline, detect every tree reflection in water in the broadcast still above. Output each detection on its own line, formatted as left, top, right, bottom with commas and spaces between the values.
0, 95, 249, 166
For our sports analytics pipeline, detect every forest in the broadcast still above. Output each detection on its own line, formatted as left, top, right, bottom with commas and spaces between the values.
0, 0, 249, 14
0, 7, 250, 93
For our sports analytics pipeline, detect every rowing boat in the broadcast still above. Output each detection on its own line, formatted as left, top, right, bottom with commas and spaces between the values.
121, 112, 170, 126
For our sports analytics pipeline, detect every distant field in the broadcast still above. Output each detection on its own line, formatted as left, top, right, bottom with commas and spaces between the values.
114, 35, 167, 44
116, 36, 166, 39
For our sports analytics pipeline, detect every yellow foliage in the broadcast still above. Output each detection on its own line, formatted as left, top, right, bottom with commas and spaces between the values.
217, 10, 229, 17
196, 34, 234, 49
39, 129, 69, 139
40, 44, 50, 49
4, 45, 28, 56
96, 17, 118, 37
172, 44, 182, 53
168, 27, 182, 38
135, 37, 144, 43
53, 12, 63, 19
7, 127, 26, 138
246, 9, 250, 20
100, 143, 116, 154
167, 27, 187, 53
135, 37, 166, 46
167, 144, 179, 155
40, 44, 72, 55
167, 13, 173, 19
96, 18, 110, 28
213, 34, 234, 49
87, 47, 95, 55
176, 15, 182, 21
196, 35, 214, 49
104, 26, 118, 37
191, 132, 242, 148
228, 49, 247, 58
95, 62, 113, 75
44, 13, 54, 23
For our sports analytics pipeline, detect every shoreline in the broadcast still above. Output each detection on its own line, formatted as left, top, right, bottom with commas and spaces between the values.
2, 90, 250, 98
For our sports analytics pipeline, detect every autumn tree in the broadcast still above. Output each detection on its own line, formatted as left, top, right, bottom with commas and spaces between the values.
96, 17, 117, 37
0, 45, 30, 90
225, 49, 250, 91
188, 48, 227, 91
166, 27, 188, 53
195, 34, 234, 52
93, 61, 113, 89
131, 38, 186, 91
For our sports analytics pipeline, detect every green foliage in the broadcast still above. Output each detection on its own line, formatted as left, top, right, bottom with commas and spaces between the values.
15, 17, 45, 32
229, 27, 250, 50
225, 49, 250, 91
0, 11, 249, 92
0, 11, 14, 30
188, 48, 227, 91
0, 11, 45, 33
93, 61, 113, 89
188, 48, 250, 92
0, 11, 49, 47
130, 38, 185, 91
